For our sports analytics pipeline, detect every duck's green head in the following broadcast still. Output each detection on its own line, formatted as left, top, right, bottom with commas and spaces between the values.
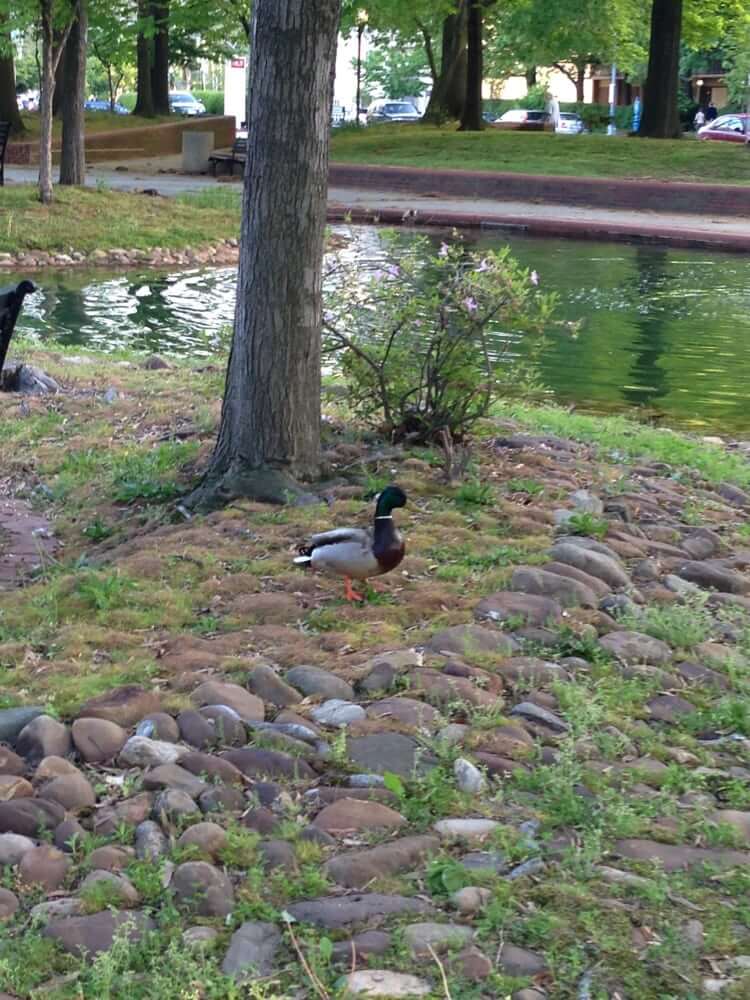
375, 485, 407, 516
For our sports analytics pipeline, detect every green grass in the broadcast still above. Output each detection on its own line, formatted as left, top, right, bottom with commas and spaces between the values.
330, 124, 750, 186
502, 402, 750, 489
0, 185, 239, 255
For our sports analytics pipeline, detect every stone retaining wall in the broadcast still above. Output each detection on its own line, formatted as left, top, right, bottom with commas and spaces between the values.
0, 239, 239, 272
7, 116, 236, 166
328, 162, 750, 217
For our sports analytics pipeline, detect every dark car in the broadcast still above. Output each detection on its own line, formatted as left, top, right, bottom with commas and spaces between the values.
697, 114, 749, 143
84, 99, 129, 115
493, 108, 550, 131
169, 92, 207, 116
366, 100, 421, 124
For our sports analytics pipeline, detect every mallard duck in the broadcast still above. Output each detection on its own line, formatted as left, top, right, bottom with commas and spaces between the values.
294, 485, 407, 601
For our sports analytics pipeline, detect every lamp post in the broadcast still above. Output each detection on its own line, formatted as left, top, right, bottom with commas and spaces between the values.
355, 9, 368, 125
607, 63, 617, 135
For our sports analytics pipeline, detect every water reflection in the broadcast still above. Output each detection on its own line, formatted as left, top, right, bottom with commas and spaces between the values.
621, 248, 670, 411
9, 226, 750, 433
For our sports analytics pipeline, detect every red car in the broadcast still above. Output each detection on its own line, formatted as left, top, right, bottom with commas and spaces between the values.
697, 114, 750, 143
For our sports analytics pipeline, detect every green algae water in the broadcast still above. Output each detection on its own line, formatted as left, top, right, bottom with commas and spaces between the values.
9, 226, 750, 433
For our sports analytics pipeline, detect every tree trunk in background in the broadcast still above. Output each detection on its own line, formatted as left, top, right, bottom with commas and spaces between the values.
423, 3, 467, 122
134, 0, 154, 116
459, 1, 483, 130
188, 0, 341, 509
60, 1, 87, 186
150, 0, 169, 114
640, 0, 682, 138
53, 47, 64, 117
0, 28, 24, 134
575, 61, 586, 102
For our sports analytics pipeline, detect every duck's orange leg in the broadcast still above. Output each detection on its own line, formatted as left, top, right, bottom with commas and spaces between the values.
344, 577, 364, 601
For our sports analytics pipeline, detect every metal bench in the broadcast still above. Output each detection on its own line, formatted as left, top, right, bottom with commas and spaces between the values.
0, 281, 36, 377
0, 121, 10, 187
208, 137, 248, 177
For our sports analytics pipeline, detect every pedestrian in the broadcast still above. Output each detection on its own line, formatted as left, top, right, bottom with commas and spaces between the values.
693, 107, 706, 130
545, 91, 561, 132
632, 95, 642, 132
706, 102, 718, 122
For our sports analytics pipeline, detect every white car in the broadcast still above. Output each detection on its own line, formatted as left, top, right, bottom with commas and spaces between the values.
556, 112, 586, 134
366, 100, 421, 124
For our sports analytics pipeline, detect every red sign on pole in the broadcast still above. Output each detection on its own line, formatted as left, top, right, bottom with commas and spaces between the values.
231, 58, 245, 69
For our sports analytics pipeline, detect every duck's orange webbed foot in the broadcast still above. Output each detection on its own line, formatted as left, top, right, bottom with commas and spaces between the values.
344, 577, 364, 602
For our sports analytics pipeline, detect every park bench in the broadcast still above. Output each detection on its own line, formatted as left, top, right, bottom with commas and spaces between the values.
0, 281, 36, 379
0, 121, 11, 186
208, 137, 247, 177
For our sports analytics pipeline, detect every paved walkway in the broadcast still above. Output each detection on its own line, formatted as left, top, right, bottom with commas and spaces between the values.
6, 161, 749, 251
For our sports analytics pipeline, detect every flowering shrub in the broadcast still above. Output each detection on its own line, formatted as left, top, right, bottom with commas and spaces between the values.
323, 233, 555, 443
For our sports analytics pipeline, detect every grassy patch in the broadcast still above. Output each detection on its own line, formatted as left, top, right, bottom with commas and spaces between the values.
0, 185, 239, 255
503, 402, 750, 489
330, 124, 750, 186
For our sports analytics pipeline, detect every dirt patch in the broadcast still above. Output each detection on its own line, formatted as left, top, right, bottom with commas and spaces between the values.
0, 496, 57, 589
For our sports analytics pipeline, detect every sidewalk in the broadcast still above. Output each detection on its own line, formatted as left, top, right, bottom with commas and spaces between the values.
6, 161, 749, 252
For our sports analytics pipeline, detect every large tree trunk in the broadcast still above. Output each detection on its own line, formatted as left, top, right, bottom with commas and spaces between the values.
134, 0, 155, 116
640, 0, 682, 139
423, 3, 467, 122
459, 1, 483, 131
0, 30, 24, 135
150, 0, 169, 115
59, 1, 87, 186
575, 61, 586, 102
188, 0, 340, 509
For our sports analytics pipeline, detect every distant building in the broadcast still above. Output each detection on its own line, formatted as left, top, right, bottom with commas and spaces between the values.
485, 64, 641, 106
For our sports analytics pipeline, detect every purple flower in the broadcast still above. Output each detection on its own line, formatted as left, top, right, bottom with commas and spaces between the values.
475, 258, 490, 273
530, 270, 539, 286
463, 296, 478, 313
439, 242, 450, 258
386, 264, 401, 278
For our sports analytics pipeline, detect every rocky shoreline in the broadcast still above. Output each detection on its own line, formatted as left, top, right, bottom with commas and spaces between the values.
4, 383, 750, 996
0, 238, 240, 272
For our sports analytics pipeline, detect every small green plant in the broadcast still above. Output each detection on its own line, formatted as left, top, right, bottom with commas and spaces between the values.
455, 479, 495, 508
83, 516, 113, 542
620, 596, 712, 650
383, 765, 459, 828
426, 855, 478, 897
218, 825, 260, 868
506, 477, 544, 496
564, 512, 609, 539
75, 569, 136, 612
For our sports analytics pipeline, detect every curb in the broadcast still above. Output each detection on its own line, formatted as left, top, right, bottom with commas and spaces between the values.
326, 203, 750, 253
328, 162, 750, 218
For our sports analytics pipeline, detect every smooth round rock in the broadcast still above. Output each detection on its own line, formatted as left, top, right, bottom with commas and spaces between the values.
171, 861, 235, 917
16, 716, 71, 762
71, 718, 127, 763
177, 822, 228, 859
18, 845, 71, 890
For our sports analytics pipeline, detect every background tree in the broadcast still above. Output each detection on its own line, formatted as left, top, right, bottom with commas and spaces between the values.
59, 0, 87, 185
360, 39, 429, 100
38, 0, 77, 203
640, 0, 683, 137
88, 0, 135, 109
190, 0, 341, 508
459, 0, 483, 129
0, 18, 25, 134
150, 0, 168, 113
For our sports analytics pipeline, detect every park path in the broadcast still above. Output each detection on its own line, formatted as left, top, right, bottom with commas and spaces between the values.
5, 160, 749, 250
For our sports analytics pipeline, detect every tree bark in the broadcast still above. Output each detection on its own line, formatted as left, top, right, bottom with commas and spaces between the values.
0, 29, 24, 135
134, 0, 155, 116
150, 0, 170, 115
459, 0, 483, 131
525, 66, 537, 88
575, 61, 586, 102
423, 3, 468, 122
188, 0, 341, 509
640, 0, 683, 139
59, 1, 87, 186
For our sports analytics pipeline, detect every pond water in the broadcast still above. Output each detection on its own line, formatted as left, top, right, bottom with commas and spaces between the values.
9, 225, 750, 433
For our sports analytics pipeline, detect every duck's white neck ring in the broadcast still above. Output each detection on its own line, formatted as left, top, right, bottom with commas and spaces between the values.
375, 515, 393, 520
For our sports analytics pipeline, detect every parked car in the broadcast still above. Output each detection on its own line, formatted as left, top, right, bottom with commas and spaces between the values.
366, 99, 421, 124
84, 99, 130, 115
556, 112, 586, 134
169, 92, 207, 116
482, 110, 498, 124
493, 108, 550, 130
697, 114, 749, 143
